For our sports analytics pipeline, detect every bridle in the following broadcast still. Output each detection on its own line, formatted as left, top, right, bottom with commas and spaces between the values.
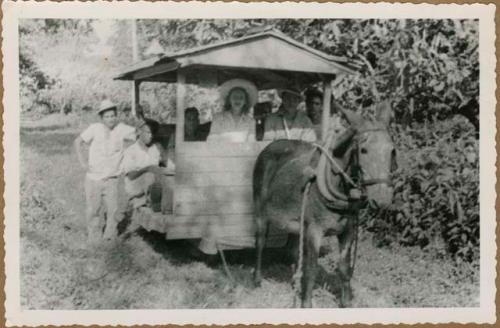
298, 126, 394, 285
312, 126, 393, 207
351, 128, 394, 189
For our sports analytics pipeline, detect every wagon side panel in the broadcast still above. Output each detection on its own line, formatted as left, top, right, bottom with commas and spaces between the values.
168, 141, 286, 248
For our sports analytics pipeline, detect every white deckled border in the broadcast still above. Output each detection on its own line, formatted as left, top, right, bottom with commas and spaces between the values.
2, 1, 496, 326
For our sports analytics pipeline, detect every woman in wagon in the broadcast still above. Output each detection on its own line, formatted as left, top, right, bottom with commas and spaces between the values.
207, 78, 257, 142
74, 99, 136, 245
262, 86, 317, 142
189, 79, 258, 263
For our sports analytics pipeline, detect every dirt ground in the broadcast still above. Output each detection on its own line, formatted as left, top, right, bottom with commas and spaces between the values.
20, 119, 479, 309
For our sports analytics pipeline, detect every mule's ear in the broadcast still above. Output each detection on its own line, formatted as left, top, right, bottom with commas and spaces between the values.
331, 127, 356, 157
333, 100, 363, 128
376, 100, 392, 126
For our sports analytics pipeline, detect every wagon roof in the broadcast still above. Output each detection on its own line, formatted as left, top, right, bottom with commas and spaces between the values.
114, 29, 356, 88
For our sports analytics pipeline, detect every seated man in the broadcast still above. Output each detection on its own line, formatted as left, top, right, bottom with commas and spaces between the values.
184, 107, 201, 141
164, 107, 203, 166
263, 86, 317, 142
121, 121, 170, 224
305, 88, 346, 141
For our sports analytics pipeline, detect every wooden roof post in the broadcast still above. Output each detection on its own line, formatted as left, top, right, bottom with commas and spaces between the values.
321, 78, 332, 141
176, 70, 186, 148
131, 80, 141, 118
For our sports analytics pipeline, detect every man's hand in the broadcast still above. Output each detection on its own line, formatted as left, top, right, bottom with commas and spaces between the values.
145, 165, 163, 175
74, 136, 89, 173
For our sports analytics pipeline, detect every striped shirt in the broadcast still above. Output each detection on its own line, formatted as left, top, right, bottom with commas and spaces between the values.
263, 109, 317, 142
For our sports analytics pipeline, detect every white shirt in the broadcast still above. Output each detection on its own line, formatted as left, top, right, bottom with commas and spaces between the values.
80, 122, 135, 181
207, 111, 256, 142
121, 142, 162, 196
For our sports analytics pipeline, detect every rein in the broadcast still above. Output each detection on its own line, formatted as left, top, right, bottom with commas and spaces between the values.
312, 126, 391, 205
293, 126, 392, 306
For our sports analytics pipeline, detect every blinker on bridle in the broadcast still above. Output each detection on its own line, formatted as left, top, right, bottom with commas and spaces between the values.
352, 127, 393, 188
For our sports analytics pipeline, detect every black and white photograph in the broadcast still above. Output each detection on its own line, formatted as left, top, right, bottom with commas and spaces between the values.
3, 1, 496, 326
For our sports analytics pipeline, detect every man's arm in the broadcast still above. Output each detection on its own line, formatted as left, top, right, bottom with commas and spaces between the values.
74, 136, 88, 171
262, 115, 276, 141
126, 165, 163, 180
302, 128, 317, 143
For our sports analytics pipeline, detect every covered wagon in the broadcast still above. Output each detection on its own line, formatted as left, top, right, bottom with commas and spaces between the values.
115, 28, 355, 250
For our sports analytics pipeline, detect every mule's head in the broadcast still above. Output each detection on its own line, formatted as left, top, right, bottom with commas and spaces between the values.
336, 101, 396, 209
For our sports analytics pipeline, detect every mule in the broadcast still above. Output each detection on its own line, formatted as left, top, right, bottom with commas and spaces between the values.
252, 102, 396, 308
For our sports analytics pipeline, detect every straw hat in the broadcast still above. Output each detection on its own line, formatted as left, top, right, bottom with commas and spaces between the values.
97, 99, 117, 115
219, 79, 258, 108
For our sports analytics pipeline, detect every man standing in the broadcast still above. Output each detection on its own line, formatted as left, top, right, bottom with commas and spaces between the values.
263, 87, 317, 142
74, 99, 136, 245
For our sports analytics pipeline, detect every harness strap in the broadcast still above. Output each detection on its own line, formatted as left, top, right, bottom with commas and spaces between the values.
312, 142, 358, 188
361, 178, 392, 187
311, 141, 358, 210
282, 116, 291, 139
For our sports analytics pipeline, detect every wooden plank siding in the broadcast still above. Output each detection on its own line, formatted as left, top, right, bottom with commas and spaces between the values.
166, 214, 285, 242
176, 156, 256, 173
166, 142, 278, 242
176, 171, 252, 187
175, 200, 253, 215
176, 141, 270, 157
175, 185, 252, 203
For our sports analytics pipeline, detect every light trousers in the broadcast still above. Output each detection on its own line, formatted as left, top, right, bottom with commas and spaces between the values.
84, 176, 120, 242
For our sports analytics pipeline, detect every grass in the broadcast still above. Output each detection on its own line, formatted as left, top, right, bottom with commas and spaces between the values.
19, 118, 479, 309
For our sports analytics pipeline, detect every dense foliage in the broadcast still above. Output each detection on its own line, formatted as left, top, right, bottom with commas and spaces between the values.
19, 19, 479, 261
366, 118, 479, 262
20, 19, 132, 115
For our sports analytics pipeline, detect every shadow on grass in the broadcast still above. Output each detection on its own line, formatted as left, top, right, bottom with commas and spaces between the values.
135, 228, 344, 297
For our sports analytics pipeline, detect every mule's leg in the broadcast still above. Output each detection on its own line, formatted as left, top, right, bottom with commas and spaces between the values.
285, 234, 300, 287
337, 216, 355, 307
300, 222, 322, 308
254, 217, 268, 287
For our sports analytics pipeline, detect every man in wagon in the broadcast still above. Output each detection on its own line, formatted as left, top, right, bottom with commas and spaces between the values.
121, 121, 171, 232
263, 86, 317, 142
74, 99, 136, 245
304, 88, 346, 141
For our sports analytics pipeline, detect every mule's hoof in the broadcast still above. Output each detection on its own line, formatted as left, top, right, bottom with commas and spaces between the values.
339, 287, 353, 308
339, 299, 353, 308
301, 300, 313, 308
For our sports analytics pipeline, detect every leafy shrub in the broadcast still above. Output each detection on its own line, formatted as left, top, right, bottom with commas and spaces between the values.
365, 118, 479, 262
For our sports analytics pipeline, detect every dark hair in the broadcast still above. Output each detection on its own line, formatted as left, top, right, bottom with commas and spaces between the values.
305, 89, 323, 104
185, 107, 199, 118
99, 107, 117, 117
223, 87, 250, 115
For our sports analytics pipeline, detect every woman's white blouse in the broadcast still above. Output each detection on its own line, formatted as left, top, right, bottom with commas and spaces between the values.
207, 111, 256, 142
